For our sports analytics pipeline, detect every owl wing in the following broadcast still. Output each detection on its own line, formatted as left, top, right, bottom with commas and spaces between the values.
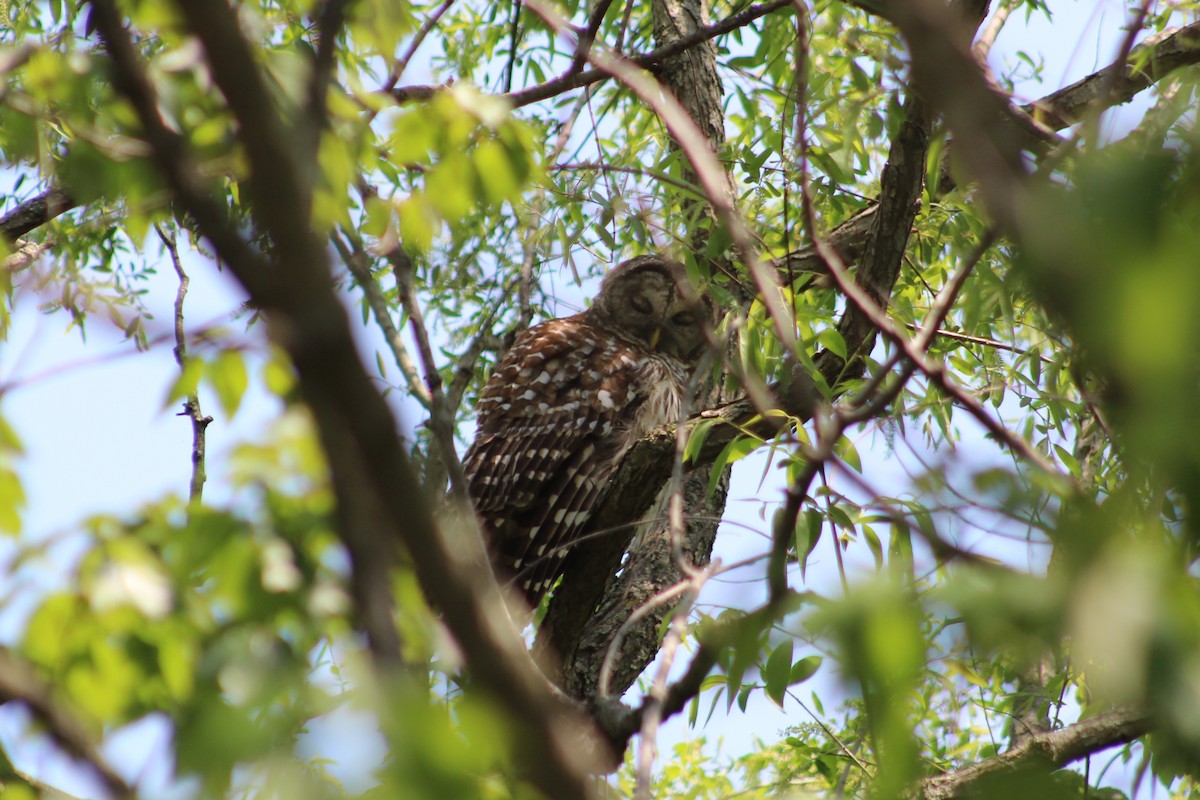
463, 315, 641, 602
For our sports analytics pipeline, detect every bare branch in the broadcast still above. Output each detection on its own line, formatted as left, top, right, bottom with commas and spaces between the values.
156, 224, 212, 505
334, 230, 434, 410
1028, 21, 1200, 131
634, 566, 711, 800
2, 240, 55, 273
921, 706, 1152, 799
569, 0, 618, 74
0, 649, 136, 800
391, 0, 794, 108
973, 0, 1017, 60
385, 245, 468, 497
501, 0, 522, 94
386, 0, 456, 95
0, 188, 75, 241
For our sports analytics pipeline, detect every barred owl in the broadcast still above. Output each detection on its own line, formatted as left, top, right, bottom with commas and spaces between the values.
464, 255, 711, 606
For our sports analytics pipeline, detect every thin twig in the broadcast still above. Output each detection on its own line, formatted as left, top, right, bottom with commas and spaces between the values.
613, 0, 635, 52
902, 322, 1057, 363
551, 161, 705, 198
569, 0, 617, 74
385, 245, 469, 497
793, 693, 874, 776
501, 0, 522, 94
156, 224, 211, 505
834, 232, 999, 424
634, 565, 712, 800
522, 0, 798, 357
387, 0, 456, 95
516, 86, 596, 330
1098, 0, 1154, 110
333, 229, 434, 409
807, 207, 1064, 479
913, 230, 996, 350
973, 0, 1016, 59
392, 0, 794, 108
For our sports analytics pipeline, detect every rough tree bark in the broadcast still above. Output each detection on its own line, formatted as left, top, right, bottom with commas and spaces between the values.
542, 0, 740, 702
542, 0, 989, 710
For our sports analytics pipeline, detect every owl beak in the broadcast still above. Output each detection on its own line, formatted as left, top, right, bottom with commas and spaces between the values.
649, 326, 663, 348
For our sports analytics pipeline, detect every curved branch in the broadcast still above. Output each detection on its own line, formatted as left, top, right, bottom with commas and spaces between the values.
0, 649, 136, 800
391, 0, 794, 108
921, 706, 1152, 799
1029, 23, 1200, 132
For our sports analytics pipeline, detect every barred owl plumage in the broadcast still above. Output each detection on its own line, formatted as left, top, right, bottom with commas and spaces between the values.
463, 255, 710, 606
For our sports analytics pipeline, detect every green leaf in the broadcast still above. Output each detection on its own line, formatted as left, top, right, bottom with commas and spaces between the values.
862, 524, 883, 570
426, 152, 477, 219
261, 355, 296, 398
164, 357, 203, 410
834, 436, 862, 472
0, 414, 25, 454
398, 195, 438, 251
817, 327, 847, 360
799, 509, 823, 579
209, 350, 248, 418
789, 655, 822, 685
0, 467, 24, 534
1053, 444, 1080, 477
472, 139, 521, 203
764, 640, 793, 708
683, 418, 718, 464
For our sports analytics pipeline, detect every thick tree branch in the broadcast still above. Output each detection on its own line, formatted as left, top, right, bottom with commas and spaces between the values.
1029, 22, 1200, 132
2, 240, 55, 273
0, 188, 75, 241
542, 0, 1009, 753
174, 0, 318, 279
921, 706, 1152, 799
0, 649, 136, 800
91, 4, 602, 796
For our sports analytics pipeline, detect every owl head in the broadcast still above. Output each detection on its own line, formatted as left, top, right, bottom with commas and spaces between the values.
589, 255, 712, 364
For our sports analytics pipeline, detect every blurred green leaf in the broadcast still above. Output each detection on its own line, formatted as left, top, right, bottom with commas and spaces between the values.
208, 349, 248, 419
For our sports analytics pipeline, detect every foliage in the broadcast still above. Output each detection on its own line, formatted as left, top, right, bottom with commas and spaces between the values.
0, 0, 1198, 798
